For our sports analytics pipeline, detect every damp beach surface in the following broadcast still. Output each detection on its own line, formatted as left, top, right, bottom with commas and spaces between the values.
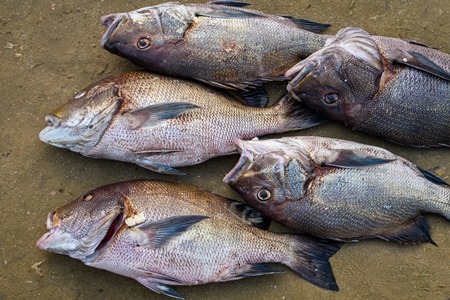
1, 1, 449, 299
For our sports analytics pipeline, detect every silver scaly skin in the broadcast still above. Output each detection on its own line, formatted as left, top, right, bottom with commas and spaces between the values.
36, 180, 342, 299
286, 27, 450, 147
39, 71, 324, 174
100, 1, 331, 91
224, 136, 450, 244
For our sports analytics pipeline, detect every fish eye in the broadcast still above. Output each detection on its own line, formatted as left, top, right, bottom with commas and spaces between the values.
324, 93, 339, 104
137, 38, 151, 49
257, 189, 271, 201
82, 193, 93, 201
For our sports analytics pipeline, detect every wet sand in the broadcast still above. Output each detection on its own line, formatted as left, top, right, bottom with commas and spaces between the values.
1, 0, 449, 299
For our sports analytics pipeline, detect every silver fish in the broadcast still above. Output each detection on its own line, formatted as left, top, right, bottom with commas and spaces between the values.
286, 27, 450, 147
100, 1, 330, 94
36, 180, 342, 299
38, 71, 324, 174
224, 136, 450, 244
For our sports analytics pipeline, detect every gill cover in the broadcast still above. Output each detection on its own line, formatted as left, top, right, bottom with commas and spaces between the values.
39, 83, 123, 153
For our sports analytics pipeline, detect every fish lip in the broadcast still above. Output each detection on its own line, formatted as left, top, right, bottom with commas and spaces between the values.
38, 126, 65, 148
223, 139, 254, 184
285, 61, 317, 98
36, 231, 52, 250
100, 13, 126, 49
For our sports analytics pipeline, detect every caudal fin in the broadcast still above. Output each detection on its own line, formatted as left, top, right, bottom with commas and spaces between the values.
274, 92, 328, 130
285, 234, 342, 291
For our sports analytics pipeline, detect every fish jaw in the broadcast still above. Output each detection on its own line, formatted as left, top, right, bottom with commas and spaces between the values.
100, 13, 127, 51
36, 211, 85, 258
39, 121, 89, 153
223, 139, 255, 184
224, 138, 305, 184
223, 139, 289, 184
36, 208, 124, 261
39, 91, 122, 154
285, 60, 318, 101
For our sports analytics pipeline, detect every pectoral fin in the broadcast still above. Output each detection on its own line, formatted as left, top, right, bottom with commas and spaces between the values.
129, 215, 209, 248
123, 102, 200, 129
319, 149, 395, 168
392, 50, 450, 81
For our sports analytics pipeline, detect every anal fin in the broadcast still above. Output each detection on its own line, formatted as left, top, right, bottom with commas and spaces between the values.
222, 263, 283, 281
136, 278, 185, 300
379, 215, 437, 246
136, 152, 185, 175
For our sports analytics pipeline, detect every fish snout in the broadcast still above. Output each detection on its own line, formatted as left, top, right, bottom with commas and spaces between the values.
100, 13, 127, 49
285, 61, 317, 95
223, 139, 254, 184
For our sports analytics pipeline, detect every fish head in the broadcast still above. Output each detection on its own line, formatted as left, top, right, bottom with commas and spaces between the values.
39, 80, 123, 153
286, 27, 384, 124
100, 4, 192, 70
224, 139, 314, 221
36, 183, 127, 261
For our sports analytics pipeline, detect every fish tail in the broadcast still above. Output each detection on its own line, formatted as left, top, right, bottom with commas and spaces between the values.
273, 92, 327, 130
284, 234, 342, 291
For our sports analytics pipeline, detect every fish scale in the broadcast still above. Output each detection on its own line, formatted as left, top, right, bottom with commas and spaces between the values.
36, 180, 342, 299
286, 27, 450, 147
39, 71, 324, 174
100, 1, 331, 91
224, 136, 450, 244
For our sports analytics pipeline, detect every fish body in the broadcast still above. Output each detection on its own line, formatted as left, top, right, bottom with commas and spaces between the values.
36, 180, 342, 298
286, 27, 450, 147
224, 136, 450, 243
100, 1, 330, 91
38, 71, 324, 174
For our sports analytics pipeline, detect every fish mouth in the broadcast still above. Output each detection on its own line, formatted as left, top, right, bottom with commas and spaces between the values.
285, 61, 317, 100
100, 13, 126, 49
223, 139, 255, 184
36, 210, 125, 261
36, 211, 73, 253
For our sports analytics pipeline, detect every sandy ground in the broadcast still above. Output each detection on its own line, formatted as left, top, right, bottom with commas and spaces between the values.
1, 0, 449, 299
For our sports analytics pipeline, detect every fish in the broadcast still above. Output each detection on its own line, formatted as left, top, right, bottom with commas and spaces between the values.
99, 0, 331, 99
36, 180, 343, 299
38, 71, 325, 175
285, 27, 450, 147
224, 136, 450, 244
